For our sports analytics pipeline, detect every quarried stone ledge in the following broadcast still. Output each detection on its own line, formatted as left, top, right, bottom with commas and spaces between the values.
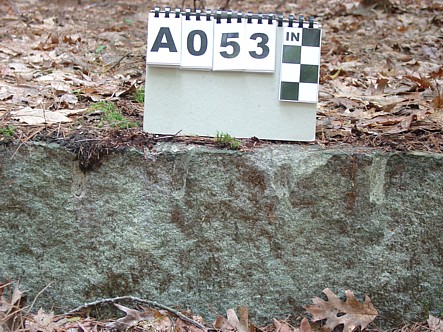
0, 142, 441, 325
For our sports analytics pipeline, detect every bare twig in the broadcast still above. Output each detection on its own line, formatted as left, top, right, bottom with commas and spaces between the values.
153, 129, 182, 141
0, 282, 13, 290
25, 282, 52, 314
65, 296, 207, 330
74, 138, 101, 143
104, 52, 132, 73
10, 126, 45, 160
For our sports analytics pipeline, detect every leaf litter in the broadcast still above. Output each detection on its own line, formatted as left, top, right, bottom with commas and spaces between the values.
1, 282, 441, 332
0, 0, 442, 152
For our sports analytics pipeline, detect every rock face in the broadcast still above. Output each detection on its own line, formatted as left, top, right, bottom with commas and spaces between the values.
0, 142, 442, 325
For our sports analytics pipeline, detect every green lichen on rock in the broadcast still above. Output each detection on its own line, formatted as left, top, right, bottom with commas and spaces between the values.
0, 143, 442, 325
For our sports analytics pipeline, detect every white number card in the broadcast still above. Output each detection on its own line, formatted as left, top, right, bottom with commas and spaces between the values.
147, 7, 182, 67
180, 9, 214, 70
244, 13, 277, 73
212, 11, 246, 71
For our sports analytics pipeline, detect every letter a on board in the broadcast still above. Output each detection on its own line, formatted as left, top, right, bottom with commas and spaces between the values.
147, 11, 181, 67
151, 27, 177, 52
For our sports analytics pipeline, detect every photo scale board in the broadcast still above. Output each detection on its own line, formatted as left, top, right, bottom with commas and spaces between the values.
144, 9, 321, 141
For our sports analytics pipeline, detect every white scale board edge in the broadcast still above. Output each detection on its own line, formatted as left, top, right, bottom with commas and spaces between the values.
143, 15, 318, 142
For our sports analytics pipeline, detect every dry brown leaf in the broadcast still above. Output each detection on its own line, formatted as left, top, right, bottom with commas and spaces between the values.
0, 86, 13, 101
237, 307, 249, 332
434, 93, 443, 110
273, 318, 293, 332
0, 289, 9, 316
331, 97, 360, 110
59, 93, 79, 105
106, 303, 155, 331
429, 67, 443, 79
273, 318, 312, 332
428, 314, 443, 332
299, 318, 312, 332
214, 307, 250, 332
176, 317, 206, 332
214, 313, 236, 332
375, 78, 389, 94
28, 308, 57, 332
0, 286, 22, 314
304, 288, 378, 332
151, 309, 173, 332
11, 107, 86, 125
404, 75, 433, 90
0, 283, 26, 332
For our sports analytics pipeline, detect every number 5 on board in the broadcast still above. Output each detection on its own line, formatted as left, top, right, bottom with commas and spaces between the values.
212, 11, 246, 71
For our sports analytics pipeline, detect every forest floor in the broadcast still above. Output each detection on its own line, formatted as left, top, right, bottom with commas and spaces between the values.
0, 1, 443, 331
0, 0, 442, 152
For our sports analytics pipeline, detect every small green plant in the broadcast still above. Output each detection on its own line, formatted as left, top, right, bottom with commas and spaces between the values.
123, 18, 133, 25
89, 102, 140, 129
95, 44, 106, 54
0, 125, 16, 140
215, 131, 241, 150
133, 86, 145, 103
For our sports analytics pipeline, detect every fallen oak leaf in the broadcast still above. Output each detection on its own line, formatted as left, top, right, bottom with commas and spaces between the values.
142, 308, 174, 332
375, 78, 389, 94
235, 306, 249, 332
59, 93, 79, 105
0, 86, 13, 101
273, 318, 293, 332
0, 283, 27, 332
176, 317, 206, 332
106, 303, 155, 331
434, 93, 443, 110
429, 67, 443, 79
28, 308, 57, 332
404, 75, 433, 90
428, 314, 443, 332
214, 307, 250, 332
299, 318, 312, 332
304, 289, 378, 332
273, 317, 312, 332
331, 97, 360, 111
11, 107, 86, 125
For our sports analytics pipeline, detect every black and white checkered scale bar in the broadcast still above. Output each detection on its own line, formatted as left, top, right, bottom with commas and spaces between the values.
279, 15, 322, 103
